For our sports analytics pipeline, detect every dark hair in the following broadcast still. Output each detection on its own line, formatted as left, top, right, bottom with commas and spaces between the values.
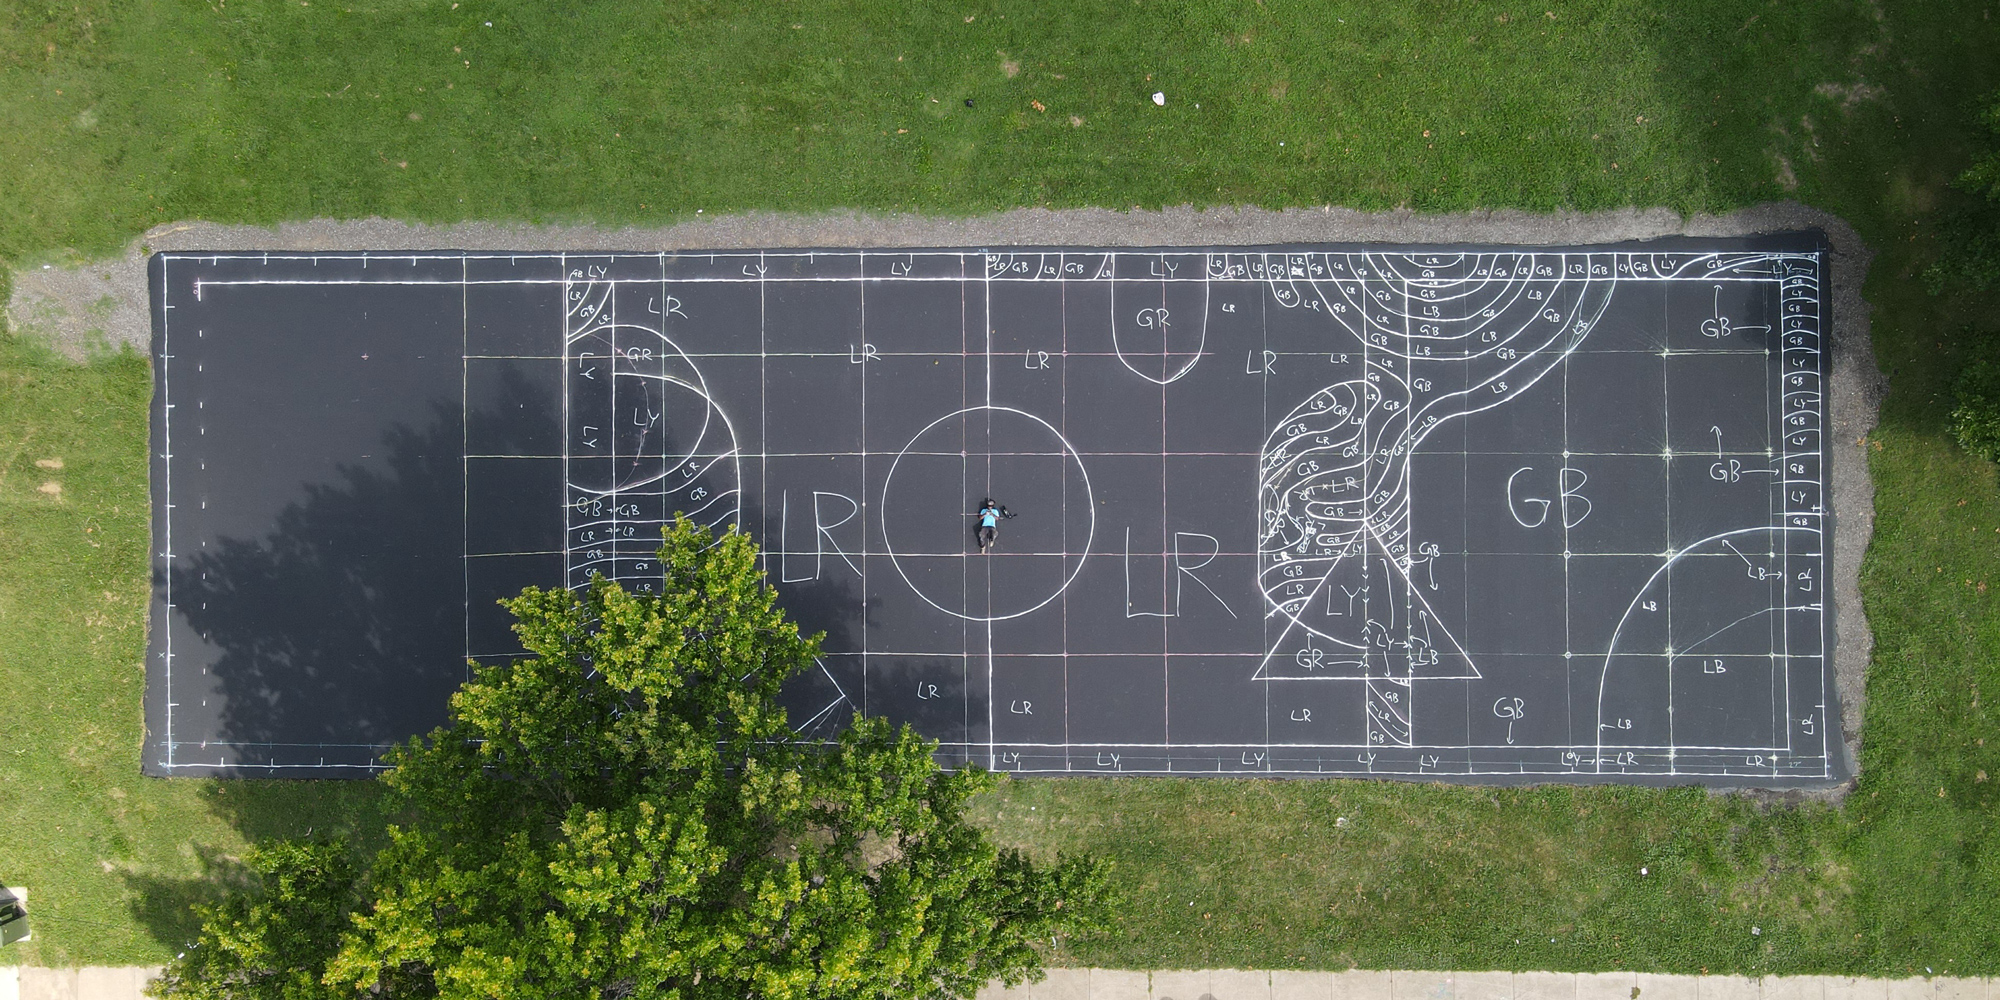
981, 497, 996, 507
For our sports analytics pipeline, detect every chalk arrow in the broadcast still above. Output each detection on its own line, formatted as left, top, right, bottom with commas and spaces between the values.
581, 366, 597, 379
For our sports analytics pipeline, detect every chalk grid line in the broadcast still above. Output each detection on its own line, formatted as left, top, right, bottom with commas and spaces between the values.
152, 248, 1832, 782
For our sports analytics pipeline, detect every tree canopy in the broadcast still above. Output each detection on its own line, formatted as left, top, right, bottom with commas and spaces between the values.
1927, 96, 2000, 294
151, 519, 1112, 1000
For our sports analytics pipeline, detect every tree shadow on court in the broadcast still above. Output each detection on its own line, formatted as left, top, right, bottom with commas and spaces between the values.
138, 359, 887, 945
752, 548, 878, 743
137, 360, 878, 945
129, 368, 534, 950
164, 365, 565, 768
769, 574, 865, 653
167, 404, 471, 765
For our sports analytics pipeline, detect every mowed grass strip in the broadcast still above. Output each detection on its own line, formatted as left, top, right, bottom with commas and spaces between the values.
973, 781, 1853, 973
0, 0, 1997, 974
0, 0, 1900, 255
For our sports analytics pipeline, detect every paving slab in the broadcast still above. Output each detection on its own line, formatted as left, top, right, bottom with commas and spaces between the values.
1461, 971, 1517, 1000
1514, 972, 1577, 1000
1395, 971, 1459, 1000
1208, 969, 1273, 1000
1827, 978, 1892, 1000
1698, 976, 1762, 1000
16, 968, 75, 1000
1884, 979, 1986, 1000
75, 969, 155, 1000
1576, 972, 1639, 1000
1761, 976, 1828, 1000
982, 969, 1092, 1000
1, 970, 164, 1000
1329, 970, 1400, 1000
1270, 970, 1348, 1000
1394, 970, 1515, 1000
1458, 972, 1519, 1000
1091, 969, 1154, 1000
1634, 972, 1697, 1000
1153, 971, 1213, 1000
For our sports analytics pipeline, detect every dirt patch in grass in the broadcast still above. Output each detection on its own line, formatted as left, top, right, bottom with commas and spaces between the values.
6, 261, 145, 362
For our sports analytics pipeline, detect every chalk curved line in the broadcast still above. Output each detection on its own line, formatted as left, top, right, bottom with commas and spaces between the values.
1404, 278, 1617, 450
1109, 256, 1210, 385
565, 324, 741, 509
592, 373, 722, 492
1302, 253, 1572, 364
1257, 519, 1389, 648
573, 322, 721, 473
617, 396, 746, 552
564, 319, 745, 567
880, 405, 1096, 622
1591, 525, 1821, 773
1255, 261, 1620, 680
564, 282, 614, 334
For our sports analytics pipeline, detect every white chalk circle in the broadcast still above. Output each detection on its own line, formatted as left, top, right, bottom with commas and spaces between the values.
880, 405, 1095, 621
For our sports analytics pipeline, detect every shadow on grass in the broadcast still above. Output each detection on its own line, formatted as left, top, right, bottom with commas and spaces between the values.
123, 780, 397, 953
122, 846, 258, 955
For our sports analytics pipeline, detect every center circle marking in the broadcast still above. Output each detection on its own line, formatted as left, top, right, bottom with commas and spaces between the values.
880, 405, 1095, 622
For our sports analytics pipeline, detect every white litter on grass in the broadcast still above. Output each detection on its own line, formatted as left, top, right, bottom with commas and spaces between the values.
1152, 91, 1166, 106
1640, 866, 1649, 875
1334, 816, 1348, 827
1751, 926, 1762, 936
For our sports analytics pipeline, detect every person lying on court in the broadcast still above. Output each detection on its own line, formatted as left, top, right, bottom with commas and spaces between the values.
973, 498, 1015, 551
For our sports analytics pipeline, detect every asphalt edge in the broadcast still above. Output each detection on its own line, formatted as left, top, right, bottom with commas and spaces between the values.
5, 202, 1881, 796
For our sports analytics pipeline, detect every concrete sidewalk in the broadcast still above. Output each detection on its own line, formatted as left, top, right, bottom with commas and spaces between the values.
0, 967, 161, 1000
2, 968, 1989, 1000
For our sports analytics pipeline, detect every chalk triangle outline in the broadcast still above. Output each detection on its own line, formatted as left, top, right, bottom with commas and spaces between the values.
1254, 525, 1481, 682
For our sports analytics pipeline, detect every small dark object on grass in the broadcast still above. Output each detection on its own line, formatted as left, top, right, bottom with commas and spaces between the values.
965, 98, 974, 107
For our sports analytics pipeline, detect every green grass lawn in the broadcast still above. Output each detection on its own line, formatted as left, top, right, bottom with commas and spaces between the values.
2, 0, 1997, 974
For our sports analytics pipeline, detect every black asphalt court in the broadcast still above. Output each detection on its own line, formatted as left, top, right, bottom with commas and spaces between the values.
147, 238, 1841, 784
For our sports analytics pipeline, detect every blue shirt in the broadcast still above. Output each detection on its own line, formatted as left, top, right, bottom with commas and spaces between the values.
980, 508, 999, 527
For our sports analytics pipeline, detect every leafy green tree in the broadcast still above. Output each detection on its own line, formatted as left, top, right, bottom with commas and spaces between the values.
146, 841, 359, 1000
1926, 96, 2000, 293
1952, 356, 2000, 461
153, 518, 1111, 1000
